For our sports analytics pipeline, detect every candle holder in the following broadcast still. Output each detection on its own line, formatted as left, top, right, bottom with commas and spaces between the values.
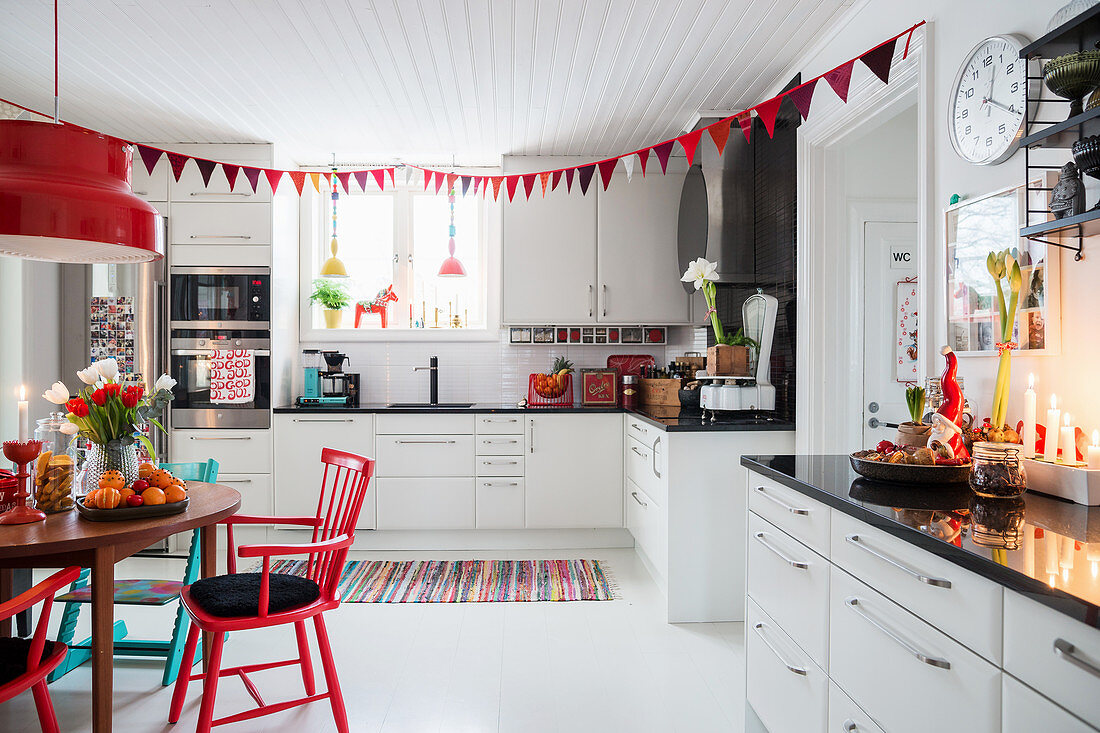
1024, 458, 1100, 506
0, 440, 46, 524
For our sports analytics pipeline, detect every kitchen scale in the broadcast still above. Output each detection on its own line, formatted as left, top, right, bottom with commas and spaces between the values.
700, 290, 778, 416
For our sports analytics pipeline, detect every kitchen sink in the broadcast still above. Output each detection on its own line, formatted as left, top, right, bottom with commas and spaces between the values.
386, 403, 475, 409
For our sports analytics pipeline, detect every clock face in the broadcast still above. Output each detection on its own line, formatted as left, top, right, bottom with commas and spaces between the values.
950, 35, 1029, 165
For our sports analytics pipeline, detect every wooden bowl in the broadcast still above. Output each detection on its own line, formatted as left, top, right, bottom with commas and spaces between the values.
849, 453, 971, 485
75, 496, 188, 521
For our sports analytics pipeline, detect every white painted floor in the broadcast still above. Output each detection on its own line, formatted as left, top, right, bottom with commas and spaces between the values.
1, 548, 746, 732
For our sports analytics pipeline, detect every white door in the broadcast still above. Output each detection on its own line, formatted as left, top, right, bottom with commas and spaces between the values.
862, 221, 918, 447
597, 167, 692, 323
502, 185, 597, 323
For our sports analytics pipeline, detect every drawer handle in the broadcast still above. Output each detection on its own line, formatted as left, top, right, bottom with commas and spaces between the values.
630, 422, 648, 434
219, 479, 253, 484
481, 418, 518, 423
630, 445, 646, 458
190, 191, 253, 197
189, 436, 251, 441
483, 482, 519, 487
752, 532, 809, 569
395, 440, 456, 444
845, 535, 952, 589
753, 486, 810, 516
189, 234, 253, 239
845, 597, 951, 669
481, 460, 518, 465
630, 491, 647, 508
1054, 638, 1100, 679
293, 418, 354, 423
482, 439, 518, 444
842, 721, 858, 733
752, 622, 807, 676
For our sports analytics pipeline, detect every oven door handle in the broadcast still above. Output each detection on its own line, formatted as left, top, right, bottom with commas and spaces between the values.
171, 350, 271, 356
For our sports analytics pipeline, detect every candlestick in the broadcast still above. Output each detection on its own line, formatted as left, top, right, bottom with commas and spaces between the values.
1088, 430, 1100, 470
1044, 394, 1060, 462
1022, 374, 1037, 458
1061, 413, 1077, 465
16, 385, 28, 442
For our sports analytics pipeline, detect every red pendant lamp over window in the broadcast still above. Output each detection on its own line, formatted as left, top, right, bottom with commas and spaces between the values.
438, 187, 466, 277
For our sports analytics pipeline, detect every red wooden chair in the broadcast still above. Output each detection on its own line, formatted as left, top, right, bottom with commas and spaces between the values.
0, 566, 81, 733
168, 448, 374, 733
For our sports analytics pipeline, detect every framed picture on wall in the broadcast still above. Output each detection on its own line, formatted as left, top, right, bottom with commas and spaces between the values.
944, 179, 1060, 356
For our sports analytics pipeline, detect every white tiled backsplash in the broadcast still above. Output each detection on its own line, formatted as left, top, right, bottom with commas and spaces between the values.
296, 327, 701, 405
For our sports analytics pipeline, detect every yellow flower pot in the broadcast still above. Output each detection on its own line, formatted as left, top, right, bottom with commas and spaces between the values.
323, 309, 343, 329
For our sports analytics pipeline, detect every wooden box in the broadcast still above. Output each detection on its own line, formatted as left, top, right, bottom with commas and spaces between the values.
581, 369, 619, 406
707, 344, 750, 376
639, 378, 683, 406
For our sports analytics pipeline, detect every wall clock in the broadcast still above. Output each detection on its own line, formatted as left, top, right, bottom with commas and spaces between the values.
949, 34, 1031, 166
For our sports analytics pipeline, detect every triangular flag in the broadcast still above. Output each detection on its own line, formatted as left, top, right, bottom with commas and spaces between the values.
461, 175, 472, 196
136, 145, 162, 176
288, 171, 307, 195
824, 60, 854, 103
622, 155, 635, 181
788, 79, 817, 121
517, 174, 532, 199
756, 96, 783, 138
708, 120, 731, 156
423, 169, 432, 191
551, 170, 563, 191
446, 173, 459, 193
166, 152, 190, 182
195, 159, 217, 187
222, 163, 240, 190
472, 176, 483, 196
490, 176, 504, 200
309, 172, 322, 193
242, 166, 262, 193
578, 164, 596, 195
505, 175, 520, 201
539, 171, 551, 196
353, 170, 369, 192
861, 38, 896, 85
264, 169, 283, 194
637, 149, 650, 177
371, 168, 386, 191
433, 171, 445, 194
736, 112, 752, 143
386, 167, 395, 187
597, 159, 617, 190
652, 141, 675, 174
677, 130, 704, 165
565, 168, 575, 192
335, 171, 351, 194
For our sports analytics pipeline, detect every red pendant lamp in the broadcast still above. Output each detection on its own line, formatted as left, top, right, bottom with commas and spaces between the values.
0, 1, 162, 263
437, 187, 466, 277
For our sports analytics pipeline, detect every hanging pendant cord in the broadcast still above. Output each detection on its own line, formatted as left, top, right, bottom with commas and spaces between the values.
53, 0, 59, 123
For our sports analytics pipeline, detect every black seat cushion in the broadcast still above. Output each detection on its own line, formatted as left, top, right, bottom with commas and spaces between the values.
0, 637, 59, 685
189, 573, 321, 618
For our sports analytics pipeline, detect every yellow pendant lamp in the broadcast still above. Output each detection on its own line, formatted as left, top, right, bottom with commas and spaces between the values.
320, 167, 348, 278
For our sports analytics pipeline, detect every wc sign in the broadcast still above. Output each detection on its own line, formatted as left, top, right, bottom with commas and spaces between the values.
889, 246, 915, 270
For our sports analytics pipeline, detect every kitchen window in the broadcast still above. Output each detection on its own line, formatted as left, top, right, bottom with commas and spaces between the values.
303, 174, 494, 334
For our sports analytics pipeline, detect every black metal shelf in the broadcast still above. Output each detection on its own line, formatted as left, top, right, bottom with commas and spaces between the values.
1021, 105, 1100, 148
1021, 5, 1100, 60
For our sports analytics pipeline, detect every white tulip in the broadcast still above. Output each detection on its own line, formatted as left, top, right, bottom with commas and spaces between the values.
154, 373, 177, 393
680, 257, 719, 290
93, 358, 119, 382
42, 381, 70, 405
77, 366, 99, 385
59, 422, 79, 435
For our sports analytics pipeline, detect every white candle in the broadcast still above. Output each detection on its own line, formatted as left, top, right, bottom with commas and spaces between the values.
1022, 374, 1037, 458
1061, 413, 1077, 465
1060, 535, 1075, 570
1044, 533, 1060, 575
1044, 394, 1060, 462
16, 385, 28, 442
1088, 430, 1100, 470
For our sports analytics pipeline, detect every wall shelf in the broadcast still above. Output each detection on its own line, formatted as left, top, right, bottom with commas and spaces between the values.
1021, 5, 1100, 60
1021, 105, 1100, 148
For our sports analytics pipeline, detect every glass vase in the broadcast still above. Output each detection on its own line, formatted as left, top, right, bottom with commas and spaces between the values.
82, 441, 139, 494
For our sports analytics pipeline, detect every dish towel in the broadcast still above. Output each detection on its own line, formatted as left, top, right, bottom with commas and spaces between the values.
209, 349, 255, 404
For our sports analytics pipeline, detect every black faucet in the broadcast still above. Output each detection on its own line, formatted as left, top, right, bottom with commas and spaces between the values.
414, 356, 439, 405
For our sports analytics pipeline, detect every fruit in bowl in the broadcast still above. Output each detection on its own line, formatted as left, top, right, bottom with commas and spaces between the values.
81, 466, 187, 510
534, 356, 573, 399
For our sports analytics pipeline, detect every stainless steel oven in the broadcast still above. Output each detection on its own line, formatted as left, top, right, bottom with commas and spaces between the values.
169, 332, 271, 428
170, 266, 270, 328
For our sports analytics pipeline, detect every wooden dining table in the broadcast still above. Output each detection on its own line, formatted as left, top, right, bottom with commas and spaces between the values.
0, 481, 240, 733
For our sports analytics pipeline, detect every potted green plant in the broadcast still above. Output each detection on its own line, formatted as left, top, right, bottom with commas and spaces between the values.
987, 249, 1022, 432
895, 384, 930, 447
309, 279, 351, 329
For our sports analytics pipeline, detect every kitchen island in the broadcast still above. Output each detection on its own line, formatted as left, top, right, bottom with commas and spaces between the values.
741, 454, 1100, 733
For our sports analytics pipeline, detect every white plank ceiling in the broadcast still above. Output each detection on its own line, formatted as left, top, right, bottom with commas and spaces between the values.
0, 0, 851, 165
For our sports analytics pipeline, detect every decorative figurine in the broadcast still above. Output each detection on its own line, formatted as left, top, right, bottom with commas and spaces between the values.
354, 285, 399, 328
1049, 161, 1085, 219
934, 346, 970, 461
927, 413, 963, 459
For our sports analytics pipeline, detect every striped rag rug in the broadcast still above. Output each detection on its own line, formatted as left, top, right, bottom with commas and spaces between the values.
260, 559, 616, 603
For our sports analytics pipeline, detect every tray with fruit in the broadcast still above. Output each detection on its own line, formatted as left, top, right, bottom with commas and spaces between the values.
850, 440, 972, 485
76, 463, 190, 521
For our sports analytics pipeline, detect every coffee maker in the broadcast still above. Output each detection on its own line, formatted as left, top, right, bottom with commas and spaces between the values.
296, 350, 360, 407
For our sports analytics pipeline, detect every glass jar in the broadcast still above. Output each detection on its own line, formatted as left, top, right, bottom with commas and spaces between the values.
969, 442, 1027, 498
969, 494, 1026, 550
82, 441, 140, 494
32, 413, 77, 513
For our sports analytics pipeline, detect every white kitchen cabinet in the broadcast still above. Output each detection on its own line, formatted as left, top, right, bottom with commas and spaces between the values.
376, 477, 474, 529
169, 202, 272, 246
215, 473, 272, 517
524, 413, 623, 528
596, 169, 692, 324
476, 478, 525, 529
272, 414, 376, 529
170, 429, 272, 474
375, 435, 475, 477
1002, 674, 1097, 733
626, 478, 667, 584
746, 598, 828, 733
827, 682, 885, 733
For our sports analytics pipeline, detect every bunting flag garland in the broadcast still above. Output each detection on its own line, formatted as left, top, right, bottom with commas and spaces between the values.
446, 172, 459, 191
860, 37, 896, 85
223, 163, 241, 191
551, 169, 563, 191
565, 168, 575, 192
598, 159, 617, 190
755, 96, 783, 139
652, 140, 675, 174
243, 166, 262, 193
166, 152, 189, 182
708, 120, 731, 156
433, 170, 445, 194
824, 60, 854, 103
788, 79, 817, 122
678, 129, 704, 165
622, 155, 635, 181
539, 171, 551, 196
288, 170, 307, 195
264, 168, 282, 194
195, 158, 217, 187
461, 175, 472, 196
521, 173, 535, 199
137, 144, 162, 176
578, 164, 596, 195
491, 176, 504, 201
387, 167, 396, 187
353, 170, 369, 192
636, 148, 650, 177
371, 168, 386, 191
736, 112, 752, 144
505, 175, 519, 201
335, 170, 351, 194
309, 171, 322, 193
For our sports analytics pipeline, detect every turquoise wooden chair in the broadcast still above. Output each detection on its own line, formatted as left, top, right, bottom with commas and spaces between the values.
50, 459, 219, 686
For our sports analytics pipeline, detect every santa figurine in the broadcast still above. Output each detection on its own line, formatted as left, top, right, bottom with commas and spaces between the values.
931, 346, 970, 461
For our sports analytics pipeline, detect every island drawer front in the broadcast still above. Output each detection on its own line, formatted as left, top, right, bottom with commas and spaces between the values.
827, 682, 885, 733
1002, 674, 1098, 733
376, 413, 475, 435
625, 416, 658, 446
476, 456, 524, 477
830, 511, 1003, 665
626, 436, 664, 507
747, 512, 830, 669
476, 479, 525, 529
475, 435, 525, 456
375, 435, 474, 477
626, 478, 667, 577
375, 478, 474, 529
1003, 590, 1100, 725
475, 415, 525, 435
747, 473, 830, 557
829, 568, 1001, 733
746, 598, 827, 733
170, 429, 271, 474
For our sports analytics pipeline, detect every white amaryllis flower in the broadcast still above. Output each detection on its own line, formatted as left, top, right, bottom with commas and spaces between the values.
77, 366, 99, 385
680, 257, 719, 290
154, 373, 177, 393
59, 422, 79, 435
42, 381, 69, 404
93, 358, 119, 382
1005, 252, 1016, 273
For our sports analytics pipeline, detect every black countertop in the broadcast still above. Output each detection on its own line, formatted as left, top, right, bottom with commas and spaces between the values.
741, 454, 1100, 629
274, 403, 795, 433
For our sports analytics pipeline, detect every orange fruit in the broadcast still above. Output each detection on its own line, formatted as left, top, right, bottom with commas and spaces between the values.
164, 485, 187, 504
119, 487, 135, 500
84, 489, 101, 509
148, 469, 174, 490
141, 487, 166, 506
97, 488, 122, 510
98, 470, 125, 491
138, 462, 156, 479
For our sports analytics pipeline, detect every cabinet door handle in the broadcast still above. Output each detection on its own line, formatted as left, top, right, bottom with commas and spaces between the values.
630, 422, 648, 434
845, 597, 951, 669
652, 436, 662, 479
483, 482, 520, 487
845, 534, 952, 588
529, 420, 535, 453
395, 439, 456, 444
133, 190, 149, 196
753, 532, 809, 569
630, 491, 647, 507
481, 459, 519, 465
219, 479, 253, 485
753, 485, 810, 515
189, 191, 252, 197
1054, 638, 1100, 679
602, 284, 607, 317
293, 418, 354, 423
482, 439, 518, 444
752, 622, 807, 676
189, 435, 251, 441
842, 721, 859, 732
588, 285, 594, 318
189, 234, 253, 239
630, 445, 646, 458
481, 418, 518, 423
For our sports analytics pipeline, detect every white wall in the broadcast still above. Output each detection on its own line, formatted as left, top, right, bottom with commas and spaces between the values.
841, 103, 918, 201
791, 1, 1094, 433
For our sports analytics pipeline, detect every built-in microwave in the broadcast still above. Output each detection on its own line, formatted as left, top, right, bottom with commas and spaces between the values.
170, 266, 269, 328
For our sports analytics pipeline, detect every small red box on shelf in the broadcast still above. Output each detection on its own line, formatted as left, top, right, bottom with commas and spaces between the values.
528, 373, 573, 407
